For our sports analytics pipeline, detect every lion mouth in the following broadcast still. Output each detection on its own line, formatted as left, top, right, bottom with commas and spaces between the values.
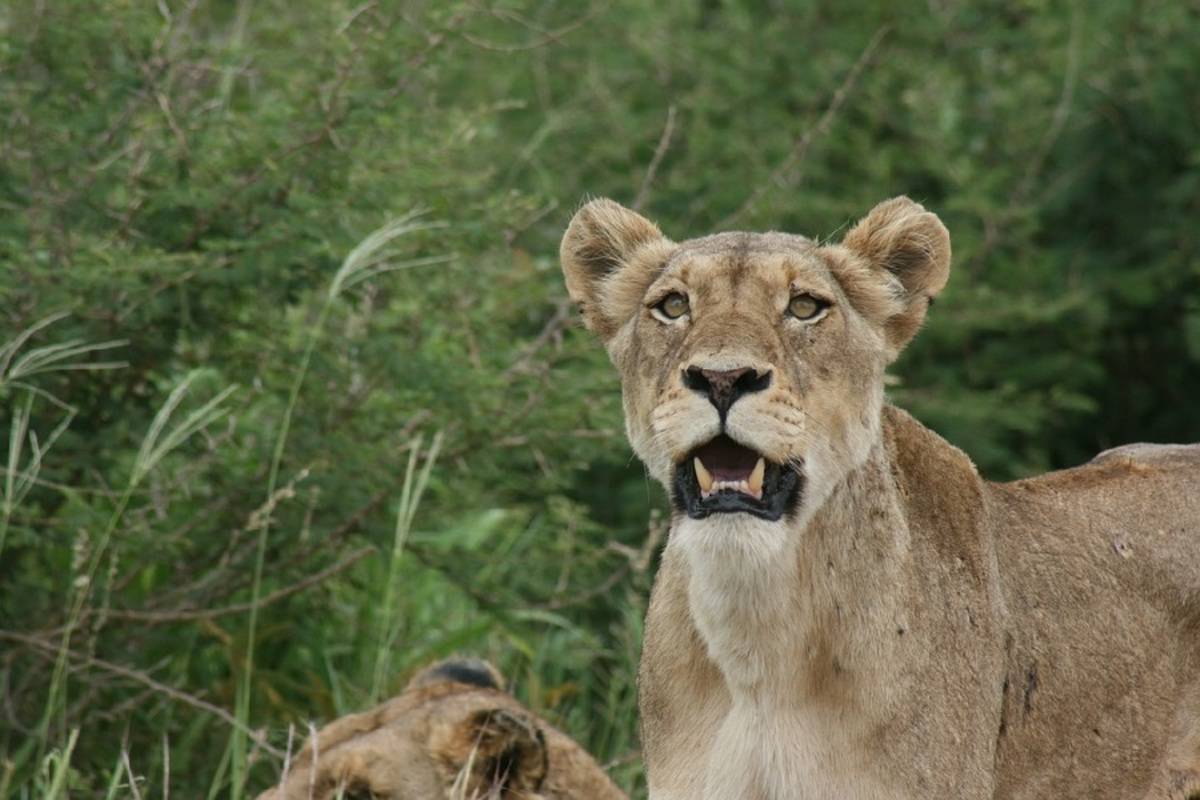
673, 435, 802, 521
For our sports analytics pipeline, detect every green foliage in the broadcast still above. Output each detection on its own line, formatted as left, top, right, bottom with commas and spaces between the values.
1, 0, 1196, 797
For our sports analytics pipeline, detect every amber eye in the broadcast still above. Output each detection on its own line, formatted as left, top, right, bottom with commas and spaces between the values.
655, 292, 690, 320
787, 293, 827, 320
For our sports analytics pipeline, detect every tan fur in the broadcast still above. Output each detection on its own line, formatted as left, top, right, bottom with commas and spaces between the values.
560, 196, 1200, 800
256, 660, 627, 800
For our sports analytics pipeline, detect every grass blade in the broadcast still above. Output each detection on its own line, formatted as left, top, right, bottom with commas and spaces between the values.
370, 432, 443, 701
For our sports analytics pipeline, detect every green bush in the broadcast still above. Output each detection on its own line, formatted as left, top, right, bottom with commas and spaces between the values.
1, 1, 1196, 797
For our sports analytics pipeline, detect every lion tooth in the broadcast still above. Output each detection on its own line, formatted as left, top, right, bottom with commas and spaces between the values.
748, 458, 765, 498
694, 458, 714, 495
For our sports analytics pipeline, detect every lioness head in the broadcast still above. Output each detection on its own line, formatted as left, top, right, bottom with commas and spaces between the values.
257, 659, 598, 800
560, 197, 949, 524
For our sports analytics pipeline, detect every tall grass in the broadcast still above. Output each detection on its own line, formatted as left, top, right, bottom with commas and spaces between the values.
31, 729, 78, 800
30, 371, 237, 771
0, 312, 127, 392
228, 214, 449, 798
1, 221, 471, 799
0, 313, 126, 559
2, 393, 71, 560
0, 235, 454, 798
370, 431, 443, 703
0, 253, 650, 800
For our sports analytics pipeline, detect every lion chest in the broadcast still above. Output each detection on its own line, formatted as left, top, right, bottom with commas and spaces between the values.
660, 521, 896, 800
689, 698, 895, 800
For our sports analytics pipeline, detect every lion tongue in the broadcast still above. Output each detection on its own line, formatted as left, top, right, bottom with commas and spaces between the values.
693, 436, 766, 500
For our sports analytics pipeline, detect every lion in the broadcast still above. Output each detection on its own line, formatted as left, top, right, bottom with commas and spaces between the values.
559, 196, 1200, 800
256, 658, 628, 800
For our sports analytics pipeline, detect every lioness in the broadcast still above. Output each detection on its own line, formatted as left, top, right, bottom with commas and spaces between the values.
257, 659, 627, 800
560, 196, 1200, 800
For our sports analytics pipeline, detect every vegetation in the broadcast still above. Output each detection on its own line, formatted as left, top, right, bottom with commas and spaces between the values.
1, 0, 1197, 796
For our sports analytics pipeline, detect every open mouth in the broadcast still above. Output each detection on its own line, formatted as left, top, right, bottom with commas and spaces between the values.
672, 435, 802, 521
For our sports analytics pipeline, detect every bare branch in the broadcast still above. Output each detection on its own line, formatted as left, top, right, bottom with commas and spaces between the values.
719, 27, 889, 229
460, 6, 601, 52
103, 545, 375, 624
501, 298, 572, 380
0, 629, 284, 760
633, 105, 678, 212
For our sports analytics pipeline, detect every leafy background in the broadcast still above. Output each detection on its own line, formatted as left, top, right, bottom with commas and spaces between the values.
1, 0, 1197, 796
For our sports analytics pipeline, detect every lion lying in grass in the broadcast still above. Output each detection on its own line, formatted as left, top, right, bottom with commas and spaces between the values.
560, 196, 1200, 799
256, 659, 627, 800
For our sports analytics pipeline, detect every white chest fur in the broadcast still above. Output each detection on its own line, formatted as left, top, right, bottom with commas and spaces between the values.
671, 515, 803, 688
666, 515, 901, 800
700, 699, 894, 800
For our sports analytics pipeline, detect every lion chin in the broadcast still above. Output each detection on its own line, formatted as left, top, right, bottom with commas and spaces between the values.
561, 195, 1200, 800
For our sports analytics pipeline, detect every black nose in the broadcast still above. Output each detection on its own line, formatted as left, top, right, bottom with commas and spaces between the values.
683, 366, 771, 418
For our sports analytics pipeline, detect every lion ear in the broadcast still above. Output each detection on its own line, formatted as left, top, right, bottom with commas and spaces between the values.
405, 657, 505, 692
841, 196, 951, 357
433, 708, 548, 797
560, 198, 673, 340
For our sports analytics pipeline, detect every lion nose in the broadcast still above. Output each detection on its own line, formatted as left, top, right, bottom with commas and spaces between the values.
683, 366, 772, 419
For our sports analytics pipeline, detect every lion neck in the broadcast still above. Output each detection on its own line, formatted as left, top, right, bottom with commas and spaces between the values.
668, 421, 917, 707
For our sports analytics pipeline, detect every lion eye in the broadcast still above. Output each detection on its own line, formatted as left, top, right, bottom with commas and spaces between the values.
787, 293, 827, 321
656, 292, 690, 320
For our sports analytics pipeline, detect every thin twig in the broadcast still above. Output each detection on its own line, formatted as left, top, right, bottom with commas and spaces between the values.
388, 11, 468, 98
601, 747, 642, 772
122, 749, 145, 800
633, 105, 677, 212
967, 11, 1081, 276
307, 721, 320, 800
337, 1, 378, 34
122, 447, 425, 628
719, 26, 889, 228
100, 546, 375, 624
1015, 8, 1081, 203
501, 298, 572, 380
281, 723, 296, 790
0, 630, 284, 760
459, 6, 600, 52
536, 508, 665, 611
